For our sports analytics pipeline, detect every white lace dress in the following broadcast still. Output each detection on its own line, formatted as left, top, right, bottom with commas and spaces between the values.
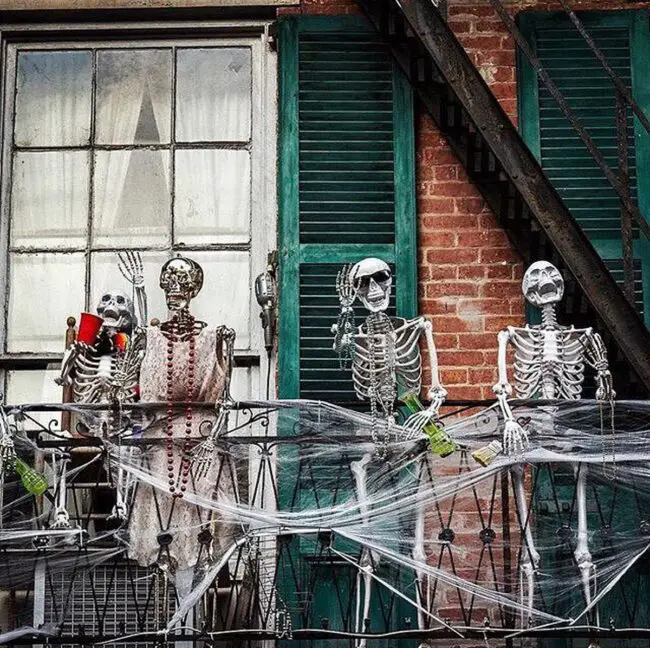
127, 326, 238, 571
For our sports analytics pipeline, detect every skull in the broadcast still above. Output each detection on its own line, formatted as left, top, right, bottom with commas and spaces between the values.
522, 261, 565, 307
351, 258, 392, 313
159, 256, 204, 311
96, 290, 135, 332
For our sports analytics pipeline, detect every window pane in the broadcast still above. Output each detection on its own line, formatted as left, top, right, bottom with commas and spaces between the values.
174, 149, 250, 245
189, 251, 250, 349
176, 47, 251, 142
90, 250, 169, 326
8, 252, 85, 353
92, 149, 170, 248
96, 49, 172, 145
11, 151, 89, 249
6, 369, 62, 430
15, 50, 92, 147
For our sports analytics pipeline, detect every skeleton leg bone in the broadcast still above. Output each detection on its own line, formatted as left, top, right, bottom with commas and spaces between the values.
350, 452, 375, 648
50, 452, 71, 530
511, 463, 540, 628
574, 463, 597, 626
413, 455, 431, 635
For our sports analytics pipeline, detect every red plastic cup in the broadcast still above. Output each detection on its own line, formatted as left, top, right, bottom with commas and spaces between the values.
77, 312, 103, 345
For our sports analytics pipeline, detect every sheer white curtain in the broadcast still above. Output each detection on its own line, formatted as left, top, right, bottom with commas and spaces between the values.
176, 47, 251, 143
174, 48, 252, 245
14, 50, 92, 147
94, 50, 171, 241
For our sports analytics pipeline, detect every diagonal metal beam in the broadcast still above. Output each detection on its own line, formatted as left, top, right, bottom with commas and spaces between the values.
357, 0, 650, 394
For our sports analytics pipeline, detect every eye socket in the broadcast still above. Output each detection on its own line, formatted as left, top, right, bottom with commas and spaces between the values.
116, 296, 125, 304
101, 294, 111, 301
371, 270, 391, 283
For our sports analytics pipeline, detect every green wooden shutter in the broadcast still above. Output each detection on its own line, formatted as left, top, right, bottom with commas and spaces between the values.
518, 10, 650, 321
278, 15, 416, 402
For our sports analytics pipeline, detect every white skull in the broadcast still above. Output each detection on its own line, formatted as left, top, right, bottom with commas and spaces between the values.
96, 290, 135, 332
522, 261, 565, 307
351, 258, 392, 313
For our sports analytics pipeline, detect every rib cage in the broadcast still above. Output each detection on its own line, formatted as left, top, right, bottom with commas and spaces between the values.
352, 316, 424, 401
510, 326, 589, 400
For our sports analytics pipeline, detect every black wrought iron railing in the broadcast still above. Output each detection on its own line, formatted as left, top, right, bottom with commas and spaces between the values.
1, 399, 650, 645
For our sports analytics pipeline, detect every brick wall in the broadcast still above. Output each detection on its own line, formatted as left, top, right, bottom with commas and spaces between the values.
284, 0, 646, 401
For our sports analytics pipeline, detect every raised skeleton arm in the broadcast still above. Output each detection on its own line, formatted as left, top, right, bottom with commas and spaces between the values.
117, 250, 148, 327
331, 264, 357, 366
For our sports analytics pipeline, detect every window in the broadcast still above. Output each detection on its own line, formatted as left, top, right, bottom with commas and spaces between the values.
0, 25, 277, 409
518, 9, 650, 323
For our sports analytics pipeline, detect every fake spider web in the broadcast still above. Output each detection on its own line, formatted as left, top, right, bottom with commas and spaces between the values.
1, 398, 650, 644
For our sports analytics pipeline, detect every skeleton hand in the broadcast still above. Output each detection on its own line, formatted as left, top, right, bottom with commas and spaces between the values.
595, 369, 615, 401
50, 507, 71, 530
117, 250, 145, 288
0, 429, 15, 474
336, 264, 357, 308
502, 419, 529, 456
403, 408, 437, 438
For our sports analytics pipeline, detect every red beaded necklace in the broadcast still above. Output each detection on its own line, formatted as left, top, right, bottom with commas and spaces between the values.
164, 313, 196, 498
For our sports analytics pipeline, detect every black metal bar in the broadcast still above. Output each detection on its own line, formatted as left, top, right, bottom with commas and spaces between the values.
355, 0, 650, 395
557, 0, 650, 137
616, 89, 636, 307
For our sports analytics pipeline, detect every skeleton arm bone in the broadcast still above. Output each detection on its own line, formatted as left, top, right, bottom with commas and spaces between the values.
422, 319, 447, 414
583, 329, 615, 401
55, 342, 85, 387
493, 328, 529, 455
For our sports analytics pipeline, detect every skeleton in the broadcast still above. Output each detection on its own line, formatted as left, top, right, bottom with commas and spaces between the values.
491, 260, 614, 627
332, 258, 448, 645
55, 251, 148, 526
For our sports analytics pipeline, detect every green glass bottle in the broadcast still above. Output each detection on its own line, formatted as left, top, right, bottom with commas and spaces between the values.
400, 392, 455, 458
13, 457, 49, 496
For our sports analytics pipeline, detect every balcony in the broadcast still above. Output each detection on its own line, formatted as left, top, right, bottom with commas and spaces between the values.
0, 398, 649, 644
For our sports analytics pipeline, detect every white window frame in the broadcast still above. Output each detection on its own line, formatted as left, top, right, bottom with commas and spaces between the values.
0, 19, 278, 405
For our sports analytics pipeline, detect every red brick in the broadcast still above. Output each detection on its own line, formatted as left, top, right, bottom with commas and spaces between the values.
434, 333, 459, 350
441, 368, 469, 385
458, 265, 486, 279
425, 282, 480, 298
462, 34, 509, 51
457, 230, 511, 248
433, 180, 481, 198
438, 350, 485, 366
479, 247, 519, 264
422, 214, 479, 230
419, 197, 455, 215
454, 196, 487, 214
485, 315, 519, 332
428, 265, 458, 280
446, 385, 484, 400
457, 297, 511, 316
459, 332, 498, 349
485, 264, 515, 280
479, 281, 523, 298
421, 231, 456, 248
427, 248, 479, 265
420, 299, 457, 316
433, 315, 479, 333
469, 366, 498, 384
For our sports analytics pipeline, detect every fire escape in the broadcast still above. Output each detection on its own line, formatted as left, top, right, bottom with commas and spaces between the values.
354, 0, 650, 397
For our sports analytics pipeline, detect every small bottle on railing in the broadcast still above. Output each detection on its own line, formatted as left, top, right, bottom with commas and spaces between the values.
13, 457, 49, 496
399, 392, 456, 458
